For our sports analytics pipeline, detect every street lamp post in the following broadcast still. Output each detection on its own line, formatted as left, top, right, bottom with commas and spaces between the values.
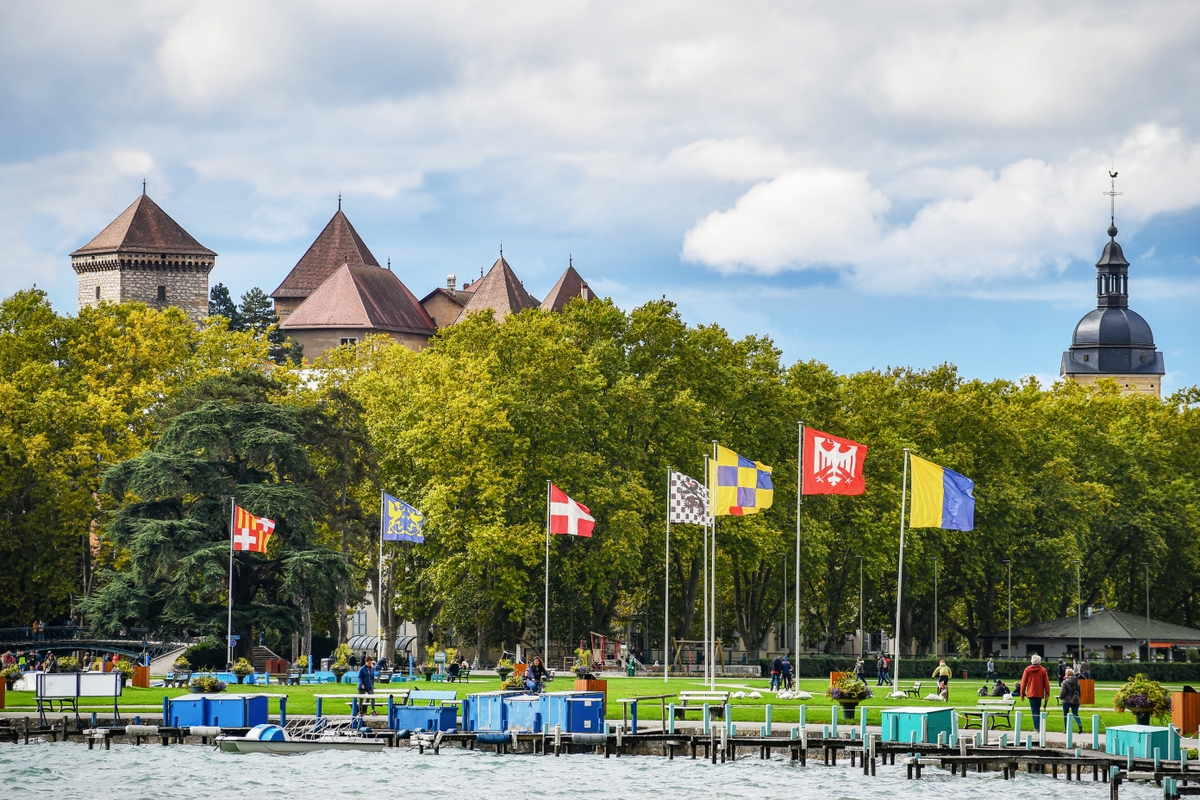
933, 557, 939, 660
1142, 562, 1151, 661
1002, 559, 1012, 660
858, 556, 864, 659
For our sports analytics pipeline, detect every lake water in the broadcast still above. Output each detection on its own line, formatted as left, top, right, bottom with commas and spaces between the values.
0, 741, 1161, 799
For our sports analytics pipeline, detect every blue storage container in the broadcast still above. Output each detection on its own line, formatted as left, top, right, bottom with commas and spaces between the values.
466, 691, 518, 732
206, 694, 269, 728
1106, 725, 1180, 760
565, 694, 605, 733
164, 696, 207, 727
504, 695, 543, 732
880, 707, 954, 744
391, 705, 457, 732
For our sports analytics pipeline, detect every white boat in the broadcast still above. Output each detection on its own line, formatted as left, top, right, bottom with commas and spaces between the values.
217, 722, 387, 755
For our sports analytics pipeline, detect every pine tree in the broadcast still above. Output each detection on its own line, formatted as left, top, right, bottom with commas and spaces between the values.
208, 283, 242, 329
238, 287, 303, 365
83, 370, 347, 658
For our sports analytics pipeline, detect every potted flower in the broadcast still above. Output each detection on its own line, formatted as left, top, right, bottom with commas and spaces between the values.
57, 656, 80, 673
496, 657, 514, 681
1114, 673, 1172, 725
826, 674, 872, 720
295, 655, 308, 670
330, 643, 352, 681
189, 675, 228, 694
173, 655, 190, 672
231, 657, 255, 684
2, 664, 20, 690
423, 643, 439, 681
114, 658, 135, 686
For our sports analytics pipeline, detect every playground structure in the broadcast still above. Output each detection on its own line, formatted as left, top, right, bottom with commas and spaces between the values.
587, 632, 645, 673
671, 637, 725, 675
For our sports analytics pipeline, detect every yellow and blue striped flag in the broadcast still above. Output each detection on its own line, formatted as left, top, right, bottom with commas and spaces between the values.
382, 493, 425, 542
709, 445, 773, 516
909, 455, 975, 531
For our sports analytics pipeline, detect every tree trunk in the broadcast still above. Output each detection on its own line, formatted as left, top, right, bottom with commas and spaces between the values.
673, 551, 702, 640
731, 552, 782, 652
301, 596, 312, 660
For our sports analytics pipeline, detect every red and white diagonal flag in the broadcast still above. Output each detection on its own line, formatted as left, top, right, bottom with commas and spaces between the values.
549, 484, 595, 537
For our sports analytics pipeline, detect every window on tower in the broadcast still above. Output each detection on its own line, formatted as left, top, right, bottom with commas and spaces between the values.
95, 286, 101, 300
157, 285, 166, 302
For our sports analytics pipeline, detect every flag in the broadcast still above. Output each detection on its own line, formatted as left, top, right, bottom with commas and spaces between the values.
232, 505, 275, 553
382, 493, 425, 543
909, 455, 975, 531
803, 428, 868, 495
549, 484, 595, 537
709, 445, 773, 516
669, 470, 711, 525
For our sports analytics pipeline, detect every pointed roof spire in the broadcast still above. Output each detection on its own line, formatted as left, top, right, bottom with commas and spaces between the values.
338, 192, 342, 211
271, 205, 380, 301
541, 260, 595, 313
71, 194, 215, 257
142, 178, 146, 195
454, 254, 540, 324
280, 263, 436, 336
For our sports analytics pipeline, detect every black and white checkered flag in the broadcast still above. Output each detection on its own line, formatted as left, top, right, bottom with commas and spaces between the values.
669, 470, 711, 525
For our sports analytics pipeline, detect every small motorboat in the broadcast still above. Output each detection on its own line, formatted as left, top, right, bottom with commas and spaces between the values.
217, 720, 387, 755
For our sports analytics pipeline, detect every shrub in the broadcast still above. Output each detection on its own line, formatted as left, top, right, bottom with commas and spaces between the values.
183, 639, 227, 670
231, 658, 254, 677
57, 656, 80, 672
173, 655, 190, 670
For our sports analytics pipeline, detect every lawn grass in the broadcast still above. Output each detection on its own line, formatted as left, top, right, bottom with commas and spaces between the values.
1, 674, 1175, 732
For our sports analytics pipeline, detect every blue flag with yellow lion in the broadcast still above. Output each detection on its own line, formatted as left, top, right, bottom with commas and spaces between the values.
382, 493, 425, 543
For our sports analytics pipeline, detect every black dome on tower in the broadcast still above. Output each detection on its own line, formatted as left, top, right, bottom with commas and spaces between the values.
1061, 222, 1164, 381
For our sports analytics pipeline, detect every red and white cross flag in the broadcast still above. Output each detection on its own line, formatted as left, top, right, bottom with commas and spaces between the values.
549, 484, 595, 537
232, 505, 276, 552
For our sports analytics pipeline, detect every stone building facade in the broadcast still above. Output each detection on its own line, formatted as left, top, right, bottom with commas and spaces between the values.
72, 193, 215, 324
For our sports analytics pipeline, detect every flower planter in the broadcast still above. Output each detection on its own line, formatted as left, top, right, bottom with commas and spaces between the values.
496, 669, 512, 681
1131, 710, 1152, 726
839, 701, 860, 721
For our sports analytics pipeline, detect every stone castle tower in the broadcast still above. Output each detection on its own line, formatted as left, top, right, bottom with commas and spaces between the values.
72, 191, 216, 324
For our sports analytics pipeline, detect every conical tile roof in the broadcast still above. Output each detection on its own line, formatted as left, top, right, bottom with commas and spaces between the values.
453, 255, 540, 323
540, 263, 594, 312
271, 209, 379, 301
279, 263, 436, 336
71, 194, 214, 257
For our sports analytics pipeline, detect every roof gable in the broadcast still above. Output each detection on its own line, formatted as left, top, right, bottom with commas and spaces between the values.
71, 194, 215, 257
540, 263, 594, 312
1006, 608, 1200, 643
454, 255, 540, 324
280, 263, 436, 335
271, 209, 379, 299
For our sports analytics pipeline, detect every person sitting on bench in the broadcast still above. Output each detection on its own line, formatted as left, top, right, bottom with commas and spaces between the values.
524, 657, 550, 692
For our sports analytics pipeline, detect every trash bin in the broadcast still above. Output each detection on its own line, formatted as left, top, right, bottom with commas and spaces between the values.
960, 670, 968, 680
626, 661, 635, 677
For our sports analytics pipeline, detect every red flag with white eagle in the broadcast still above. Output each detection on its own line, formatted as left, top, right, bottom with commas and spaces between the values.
802, 427, 868, 495
548, 483, 595, 537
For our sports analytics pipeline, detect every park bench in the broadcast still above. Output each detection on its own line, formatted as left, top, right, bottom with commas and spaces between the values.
903, 681, 923, 699
959, 698, 1015, 730
615, 694, 672, 734
377, 669, 393, 684
167, 670, 192, 688
673, 691, 731, 721
284, 668, 303, 686
36, 671, 122, 726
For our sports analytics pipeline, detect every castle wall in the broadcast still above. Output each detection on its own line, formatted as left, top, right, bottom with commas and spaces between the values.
287, 328, 431, 362
73, 255, 212, 325
1066, 373, 1162, 399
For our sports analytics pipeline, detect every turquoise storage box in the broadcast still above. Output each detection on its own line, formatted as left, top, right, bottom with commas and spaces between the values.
1106, 725, 1180, 760
880, 707, 954, 744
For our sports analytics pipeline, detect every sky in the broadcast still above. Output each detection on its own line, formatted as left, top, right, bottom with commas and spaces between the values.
2, 1, 1199, 390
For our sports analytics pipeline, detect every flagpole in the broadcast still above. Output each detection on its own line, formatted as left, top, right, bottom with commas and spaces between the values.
711, 439, 718, 691
703, 455, 710, 688
892, 449, 910, 691
795, 422, 804, 663
665, 467, 671, 684
544, 480, 551, 662
378, 490, 385, 663
227, 497, 235, 668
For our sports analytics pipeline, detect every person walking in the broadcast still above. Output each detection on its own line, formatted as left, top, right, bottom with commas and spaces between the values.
881, 654, 893, 685
1060, 667, 1083, 733
986, 657, 996, 683
932, 659, 953, 701
357, 656, 377, 716
770, 655, 783, 691
1057, 659, 1067, 683
781, 655, 794, 691
853, 658, 866, 684
1019, 654, 1051, 721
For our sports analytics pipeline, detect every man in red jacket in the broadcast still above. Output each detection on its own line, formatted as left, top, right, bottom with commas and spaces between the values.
1019, 654, 1051, 720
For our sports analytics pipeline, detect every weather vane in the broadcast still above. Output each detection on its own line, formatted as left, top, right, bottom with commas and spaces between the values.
1103, 170, 1122, 228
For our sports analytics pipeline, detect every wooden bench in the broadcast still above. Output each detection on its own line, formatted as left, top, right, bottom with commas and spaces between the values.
903, 681, 923, 699
284, 668, 303, 686
167, 670, 192, 688
673, 691, 731, 721
959, 699, 1015, 730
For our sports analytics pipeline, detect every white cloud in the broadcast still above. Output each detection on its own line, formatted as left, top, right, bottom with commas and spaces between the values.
682, 125, 1200, 293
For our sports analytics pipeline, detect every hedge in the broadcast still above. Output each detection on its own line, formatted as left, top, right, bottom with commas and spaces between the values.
757, 655, 1200, 683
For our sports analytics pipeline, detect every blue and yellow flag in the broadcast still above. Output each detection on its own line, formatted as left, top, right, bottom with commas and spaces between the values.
709, 445, 774, 516
909, 455, 975, 531
382, 493, 425, 542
